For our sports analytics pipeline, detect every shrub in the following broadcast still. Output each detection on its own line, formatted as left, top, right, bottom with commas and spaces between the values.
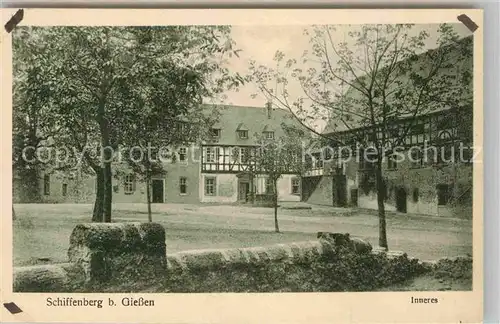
308, 247, 427, 292
432, 256, 472, 281
164, 245, 428, 293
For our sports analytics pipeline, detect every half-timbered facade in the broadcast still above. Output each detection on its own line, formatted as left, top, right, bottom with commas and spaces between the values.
198, 104, 303, 203
17, 104, 305, 205
301, 36, 474, 217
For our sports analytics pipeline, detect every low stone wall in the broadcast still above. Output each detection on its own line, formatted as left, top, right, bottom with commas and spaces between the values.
165, 241, 331, 292
13, 263, 85, 292
12, 222, 471, 293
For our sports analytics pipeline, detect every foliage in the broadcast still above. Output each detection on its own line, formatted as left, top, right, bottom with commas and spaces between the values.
247, 24, 473, 248
165, 246, 428, 293
12, 26, 244, 221
431, 256, 472, 281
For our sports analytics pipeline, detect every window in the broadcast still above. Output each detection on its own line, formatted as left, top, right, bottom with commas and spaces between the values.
43, 174, 50, 195
62, 183, 68, 197
124, 174, 135, 195
148, 147, 159, 161
264, 131, 274, 140
206, 147, 216, 163
323, 147, 333, 161
437, 184, 452, 206
291, 178, 300, 195
359, 148, 377, 170
209, 128, 221, 138
231, 147, 240, 163
312, 153, 323, 168
178, 147, 187, 162
178, 122, 189, 134
387, 154, 398, 170
410, 149, 423, 168
241, 147, 251, 163
412, 188, 419, 202
205, 177, 216, 196
179, 177, 187, 194
265, 178, 273, 194
238, 130, 249, 139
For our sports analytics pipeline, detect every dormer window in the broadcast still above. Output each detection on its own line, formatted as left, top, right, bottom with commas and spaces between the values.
238, 130, 248, 139
209, 128, 221, 138
236, 123, 249, 140
264, 131, 274, 140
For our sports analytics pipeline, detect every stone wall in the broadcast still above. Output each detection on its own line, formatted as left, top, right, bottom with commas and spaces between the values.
12, 223, 470, 293
304, 156, 473, 217
301, 175, 333, 206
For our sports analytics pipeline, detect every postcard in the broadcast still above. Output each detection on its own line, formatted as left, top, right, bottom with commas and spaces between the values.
1, 8, 483, 324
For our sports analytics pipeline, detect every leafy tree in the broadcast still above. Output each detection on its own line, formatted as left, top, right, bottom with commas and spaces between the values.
248, 24, 472, 248
12, 28, 63, 203
119, 63, 222, 221
13, 26, 243, 222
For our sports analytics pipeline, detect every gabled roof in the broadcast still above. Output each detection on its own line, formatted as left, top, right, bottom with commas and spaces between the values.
322, 35, 473, 135
201, 104, 304, 145
262, 125, 275, 133
236, 123, 249, 131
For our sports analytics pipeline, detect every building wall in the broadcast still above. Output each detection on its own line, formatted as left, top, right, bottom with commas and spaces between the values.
197, 173, 301, 203
200, 173, 238, 203
301, 175, 333, 206
303, 151, 473, 217
277, 175, 301, 202
33, 171, 96, 204
25, 148, 203, 204
163, 159, 201, 204
375, 159, 473, 217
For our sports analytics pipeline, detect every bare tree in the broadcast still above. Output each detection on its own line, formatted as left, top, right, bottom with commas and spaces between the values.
248, 24, 472, 249
253, 125, 304, 233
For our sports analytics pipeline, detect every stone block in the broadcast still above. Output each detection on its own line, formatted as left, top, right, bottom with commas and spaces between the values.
13, 263, 85, 292
179, 250, 228, 270
317, 232, 372, 254
350, 237, 373, 254
68, 222, 166, 284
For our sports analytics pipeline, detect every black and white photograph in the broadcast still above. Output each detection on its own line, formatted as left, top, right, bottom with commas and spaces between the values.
2, 8, 483, 324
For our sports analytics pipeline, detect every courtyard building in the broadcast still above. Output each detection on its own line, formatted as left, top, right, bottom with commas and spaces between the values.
14, 104, 304, 205
301, 36, 473, 218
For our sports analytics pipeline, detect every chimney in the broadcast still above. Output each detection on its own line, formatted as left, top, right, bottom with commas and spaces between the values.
266, 101, 272, 119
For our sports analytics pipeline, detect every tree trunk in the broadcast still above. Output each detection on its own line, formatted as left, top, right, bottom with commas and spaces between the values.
92, 168, 104, 222
12, 205, 16, 221
146, 173, 152, 223
374, 161, 388, 250
18, 130, 42, 202
99, 103, 113, 223
102, 163, 112, 223
273, 179, 279, 233
18, 168, 41, 203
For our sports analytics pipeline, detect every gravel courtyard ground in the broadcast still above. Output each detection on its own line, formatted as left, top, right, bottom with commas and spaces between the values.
12, 203, 472, 266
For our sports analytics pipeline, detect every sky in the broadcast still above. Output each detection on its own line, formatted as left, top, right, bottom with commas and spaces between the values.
221, 23, 473, 124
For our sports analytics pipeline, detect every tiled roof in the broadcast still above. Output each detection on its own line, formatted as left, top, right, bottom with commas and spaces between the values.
322, 35, 473, 135
236, 123, 249, 131
201, 104, 303, 145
